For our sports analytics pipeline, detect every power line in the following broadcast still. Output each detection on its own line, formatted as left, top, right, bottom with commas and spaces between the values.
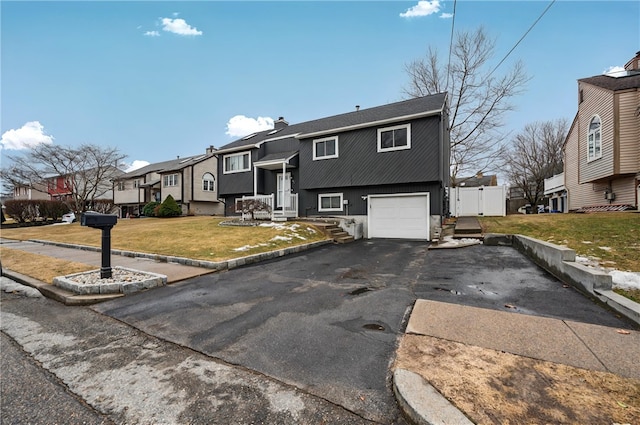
488, 0, 556, 78
445, 0, 457, 93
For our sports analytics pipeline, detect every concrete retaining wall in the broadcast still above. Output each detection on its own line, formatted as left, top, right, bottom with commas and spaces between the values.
484, 233, 639, 326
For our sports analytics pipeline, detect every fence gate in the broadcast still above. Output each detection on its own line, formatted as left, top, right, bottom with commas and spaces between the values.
449, 186, 506, 217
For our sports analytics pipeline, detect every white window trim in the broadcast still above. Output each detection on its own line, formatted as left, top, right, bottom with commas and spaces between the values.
313, 136, 339, 160
377, 123, 411, 153
318, 193, 344, 212
587, 115, 602, 162
234, 198, 243, 213
223, 152, 251, 174
163, 174, 178, 187
202, 173, 215, 192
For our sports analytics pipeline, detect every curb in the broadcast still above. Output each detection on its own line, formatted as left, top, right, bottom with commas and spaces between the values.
393, 369, 473, 425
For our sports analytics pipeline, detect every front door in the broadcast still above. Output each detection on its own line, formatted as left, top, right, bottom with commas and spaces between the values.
277, 172, 292, 208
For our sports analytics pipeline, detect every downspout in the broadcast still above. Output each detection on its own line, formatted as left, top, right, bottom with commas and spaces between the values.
282, 161, 286, 210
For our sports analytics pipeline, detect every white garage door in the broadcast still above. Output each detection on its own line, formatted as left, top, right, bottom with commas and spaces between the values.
368, 193, 430, 240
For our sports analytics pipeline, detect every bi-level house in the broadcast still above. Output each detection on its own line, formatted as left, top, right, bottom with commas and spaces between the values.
562, 52, 640, 211
113, 147, 223, 217
217, 93, 450, 240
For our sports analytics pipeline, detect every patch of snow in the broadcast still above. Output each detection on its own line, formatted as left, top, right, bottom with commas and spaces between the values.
581, 241, 593, 244
610, 270, 640, 291
436, 236, 482, 248
598, 246, 612, 251
271, 235, 292, 242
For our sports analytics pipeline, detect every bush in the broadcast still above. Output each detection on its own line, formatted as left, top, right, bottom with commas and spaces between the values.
3, 199, 69, 223
157, 195, 182, 217
142, 201, 160, 217
92, 199, 115, 214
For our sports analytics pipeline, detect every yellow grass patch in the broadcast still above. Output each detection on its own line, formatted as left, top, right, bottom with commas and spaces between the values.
0, 247, 94, 284
1, 217, 328, 262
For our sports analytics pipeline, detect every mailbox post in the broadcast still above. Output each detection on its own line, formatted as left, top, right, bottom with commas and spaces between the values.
80, 212, 118, 278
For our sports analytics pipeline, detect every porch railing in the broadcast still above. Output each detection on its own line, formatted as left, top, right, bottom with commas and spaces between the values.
240, 193, 298, 220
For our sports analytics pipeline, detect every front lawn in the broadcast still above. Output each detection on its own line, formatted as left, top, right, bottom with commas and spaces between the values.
0, 216, 328, 262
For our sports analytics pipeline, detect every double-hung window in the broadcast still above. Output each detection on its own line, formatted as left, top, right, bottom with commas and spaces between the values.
224, 152, 251, 174
163, 174, 178, 187
318, 193, 343, 212
313, 136, 339, 160
587, 115, 601, 162
202, 173, 215, 192
377, 124, 411, 152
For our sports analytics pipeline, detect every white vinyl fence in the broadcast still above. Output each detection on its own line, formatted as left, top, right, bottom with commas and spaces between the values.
449, 186, 507, 217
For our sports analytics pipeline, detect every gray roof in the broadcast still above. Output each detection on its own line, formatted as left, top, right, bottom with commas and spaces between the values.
579, 73, 640, 91
118, 153, 214, 179
218, 93, 447, 152
255, 151, 299, 163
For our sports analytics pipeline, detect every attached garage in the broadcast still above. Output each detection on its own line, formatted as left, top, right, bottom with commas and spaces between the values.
367, 193, 430, 240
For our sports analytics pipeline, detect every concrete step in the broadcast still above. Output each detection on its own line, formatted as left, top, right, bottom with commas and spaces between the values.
335, 235, 355, 244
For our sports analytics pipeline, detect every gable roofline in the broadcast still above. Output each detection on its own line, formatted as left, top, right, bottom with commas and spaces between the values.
578, 73, 640, 92
296, 108, 444, 139
216, 92, 448, 153
117, 153, 215, 179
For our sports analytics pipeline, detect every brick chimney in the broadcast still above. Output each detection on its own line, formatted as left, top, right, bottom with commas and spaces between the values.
274, 116, 289, 130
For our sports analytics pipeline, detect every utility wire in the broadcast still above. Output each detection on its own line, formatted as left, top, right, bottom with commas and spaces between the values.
487, 0, 556, 78
445, 0, 457, 93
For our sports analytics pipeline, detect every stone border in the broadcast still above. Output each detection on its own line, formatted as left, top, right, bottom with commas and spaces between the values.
484, 233, 640, 326
53, 266, 167, 295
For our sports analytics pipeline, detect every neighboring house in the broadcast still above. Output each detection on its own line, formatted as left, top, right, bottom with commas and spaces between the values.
451, 173, 498, 188
12, 182, 50, 201
544, 173, 567, 213
217, 93, 450, 240
563, 51, 640, 211
114, 147, 223, 217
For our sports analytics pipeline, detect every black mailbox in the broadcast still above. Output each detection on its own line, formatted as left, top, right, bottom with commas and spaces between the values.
80, 212, 118, 278
81, 212, 117, 228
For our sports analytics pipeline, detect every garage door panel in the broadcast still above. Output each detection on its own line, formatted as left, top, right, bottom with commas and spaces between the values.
368, 193, 430, 240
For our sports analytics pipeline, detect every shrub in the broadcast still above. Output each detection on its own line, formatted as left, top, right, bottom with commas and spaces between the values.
4, 200, 39, 223
92, 199, 115, 214
38, 200, 68, 221
157, 195, 182, 217
142, 201, 160, 217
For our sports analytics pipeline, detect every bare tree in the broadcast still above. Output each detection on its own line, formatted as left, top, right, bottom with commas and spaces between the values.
501, 119, 568, 212
1, 143, 126, 213
403, 26, 530, 183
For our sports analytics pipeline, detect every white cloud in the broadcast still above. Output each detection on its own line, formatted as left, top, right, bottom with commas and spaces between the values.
225, 115, 274, 138
124, 160, 150, 172
144, 30, 160, 37
400, 0, 440, 18
440, 12, 454, 19
0, 121, 54, 150
161, 17, 202, 36
604, 65, 626, 77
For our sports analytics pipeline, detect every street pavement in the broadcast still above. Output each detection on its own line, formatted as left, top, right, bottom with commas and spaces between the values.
1, 280, 376, 424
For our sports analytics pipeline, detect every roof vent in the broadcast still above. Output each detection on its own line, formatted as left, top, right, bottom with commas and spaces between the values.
356, 105, 360, 111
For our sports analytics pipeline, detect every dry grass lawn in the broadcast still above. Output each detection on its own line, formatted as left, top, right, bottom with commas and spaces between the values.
0, 247, 94, 284
1, 216, 328, 262
480, 212, 640, 272
1, 217, 328, 284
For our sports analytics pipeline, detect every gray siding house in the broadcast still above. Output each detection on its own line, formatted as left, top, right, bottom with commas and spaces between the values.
216, 93, 450, 240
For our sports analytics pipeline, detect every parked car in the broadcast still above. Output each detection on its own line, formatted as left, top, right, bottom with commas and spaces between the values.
518, 204, 547, 214
61, 212, 76, 223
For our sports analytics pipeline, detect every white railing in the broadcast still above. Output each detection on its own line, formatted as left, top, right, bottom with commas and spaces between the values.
544, 173, 564, 195
241, 193, 299, 220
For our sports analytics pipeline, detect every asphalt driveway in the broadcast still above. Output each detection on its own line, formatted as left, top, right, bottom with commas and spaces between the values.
93, 239, 631, 423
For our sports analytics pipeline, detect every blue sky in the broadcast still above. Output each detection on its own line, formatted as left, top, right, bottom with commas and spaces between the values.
1, 1, 639, 175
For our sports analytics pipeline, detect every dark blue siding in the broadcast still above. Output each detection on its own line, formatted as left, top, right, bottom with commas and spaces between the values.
299, 116, 443, 189
299, 182, 445, 217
